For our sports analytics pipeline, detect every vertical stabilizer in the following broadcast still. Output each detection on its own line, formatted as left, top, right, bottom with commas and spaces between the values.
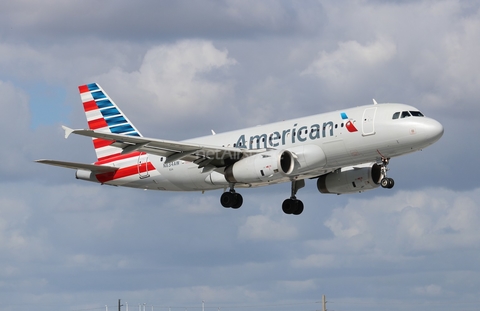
78, 83, 143, 162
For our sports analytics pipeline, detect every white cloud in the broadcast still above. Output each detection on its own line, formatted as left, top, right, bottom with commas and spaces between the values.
0, 197, 29, 251
238, 214, 298, 241
0, 81, 31, 173
276, 279, 316, 292
413, 284, 443, 296
301, 38, 397, 88
291, 254, 336, 269
168, 195, 222, 215
95, 40, 237, 133
0, 196, 50, 265
65, 253, 129, 270
437, 15, 480, 104
0, 39, 151, 92
138, 40, 236, 108
310, 188, 480, 262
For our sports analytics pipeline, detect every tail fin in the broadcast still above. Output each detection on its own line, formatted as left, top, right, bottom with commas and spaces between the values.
78, 83, 142, 162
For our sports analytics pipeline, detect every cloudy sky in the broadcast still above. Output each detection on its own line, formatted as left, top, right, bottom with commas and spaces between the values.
1, 0, 479, 310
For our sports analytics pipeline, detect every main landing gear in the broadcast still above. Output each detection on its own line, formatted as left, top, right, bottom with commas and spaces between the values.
220, 184, 243, 209
220, 180, 306, 215
379, 156, 395, 189
282, 180, 305, 215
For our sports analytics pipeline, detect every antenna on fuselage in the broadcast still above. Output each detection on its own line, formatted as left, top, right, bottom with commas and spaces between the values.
373, 99, 378, 105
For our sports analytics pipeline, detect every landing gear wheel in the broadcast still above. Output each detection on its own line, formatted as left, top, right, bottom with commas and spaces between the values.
282, 180, 306, 215
381, 177, 395, 189
282, 199, 294, 214
377, 152, 395, 190
387, 178, 394, 188
292, 200, 304, 215
231, 193, 243, 209
282, 198, 304, 215
220, 191, 243, 208
221, 192, 234, 208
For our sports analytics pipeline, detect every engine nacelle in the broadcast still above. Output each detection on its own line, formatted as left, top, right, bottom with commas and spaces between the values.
75, 169, 99, 182
225, 149, 294, 183
288, 145, 327, 175
317, 163, 384, 194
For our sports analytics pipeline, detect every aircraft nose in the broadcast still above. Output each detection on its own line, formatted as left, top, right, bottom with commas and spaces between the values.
423, 118, 444, 144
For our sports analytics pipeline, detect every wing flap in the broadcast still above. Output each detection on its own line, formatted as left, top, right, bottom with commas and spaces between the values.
36, 159, 118, 173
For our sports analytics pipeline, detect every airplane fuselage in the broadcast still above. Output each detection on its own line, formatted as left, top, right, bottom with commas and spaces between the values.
84, 103, 442, 192
38, 83, 443, 215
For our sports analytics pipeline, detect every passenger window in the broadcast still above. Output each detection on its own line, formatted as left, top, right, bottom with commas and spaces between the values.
410, 111, 424, 117
392, 112, 400, 119
401, 111, 411, 118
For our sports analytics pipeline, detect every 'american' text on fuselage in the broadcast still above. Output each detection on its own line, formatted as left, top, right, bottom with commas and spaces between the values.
235, 120, 342, 150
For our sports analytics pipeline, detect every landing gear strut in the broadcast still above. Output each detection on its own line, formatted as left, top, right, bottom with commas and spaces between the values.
220, 184, 243, 209
379, 155, 395, 189
282, 180, 305, 215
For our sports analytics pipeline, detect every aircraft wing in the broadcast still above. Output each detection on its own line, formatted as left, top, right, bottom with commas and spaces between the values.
62, 126, 262, 168
36, 159, 118, 173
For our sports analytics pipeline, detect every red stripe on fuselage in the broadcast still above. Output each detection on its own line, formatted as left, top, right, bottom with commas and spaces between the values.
83, 100, 98, 112
95, 162, 155, 183
95, 151, 142, 165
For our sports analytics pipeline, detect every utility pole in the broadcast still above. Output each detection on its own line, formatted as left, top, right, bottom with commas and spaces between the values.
118, 299, 123, 311
322, 295, 327, 311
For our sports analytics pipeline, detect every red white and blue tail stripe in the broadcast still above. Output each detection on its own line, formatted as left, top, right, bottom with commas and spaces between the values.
78, 83, 142, 162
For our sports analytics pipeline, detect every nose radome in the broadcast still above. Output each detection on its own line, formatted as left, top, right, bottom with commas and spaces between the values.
424, 118, 444, 144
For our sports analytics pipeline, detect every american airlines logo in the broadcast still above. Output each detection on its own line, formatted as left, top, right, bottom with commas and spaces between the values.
235, 113, 358, 150
341, 112, 358, 132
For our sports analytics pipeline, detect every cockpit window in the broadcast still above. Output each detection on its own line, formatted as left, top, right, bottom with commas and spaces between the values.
410, 111, 424, 117
393, 110, 425, 120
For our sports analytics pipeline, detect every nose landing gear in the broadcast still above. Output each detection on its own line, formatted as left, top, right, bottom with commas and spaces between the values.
381, 177, 395, 189
378, 154, 395, 189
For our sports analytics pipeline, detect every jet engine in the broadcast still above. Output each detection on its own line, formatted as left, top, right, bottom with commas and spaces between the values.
317, 163, 384, 194
76, 169, 99, 182
224, 149, 294, 183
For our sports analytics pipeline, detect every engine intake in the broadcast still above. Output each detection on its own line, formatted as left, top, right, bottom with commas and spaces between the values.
317, 163, 384, 194
225, 150, 294, 183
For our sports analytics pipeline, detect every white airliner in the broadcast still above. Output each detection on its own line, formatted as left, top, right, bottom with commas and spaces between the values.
37, 83, 444, 215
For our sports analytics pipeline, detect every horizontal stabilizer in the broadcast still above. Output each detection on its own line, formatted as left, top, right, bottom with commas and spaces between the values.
36, 159, 118, 173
